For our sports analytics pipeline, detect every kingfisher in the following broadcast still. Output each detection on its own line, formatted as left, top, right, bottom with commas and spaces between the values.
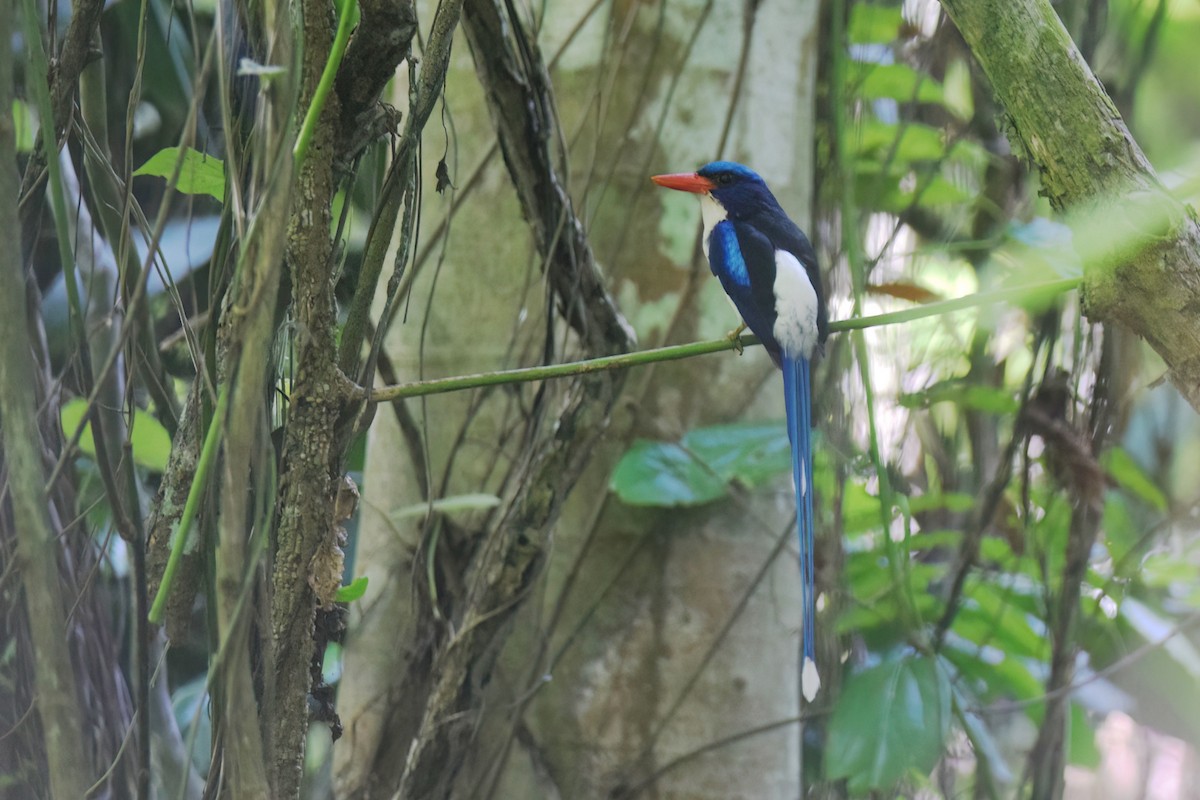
651, 161, 828, 701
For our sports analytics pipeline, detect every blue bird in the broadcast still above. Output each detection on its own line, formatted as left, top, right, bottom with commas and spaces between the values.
652, 161, 828, 701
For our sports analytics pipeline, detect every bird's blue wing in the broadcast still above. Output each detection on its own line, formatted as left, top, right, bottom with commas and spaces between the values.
783, 356, 820, 702
707, 220, 783, 362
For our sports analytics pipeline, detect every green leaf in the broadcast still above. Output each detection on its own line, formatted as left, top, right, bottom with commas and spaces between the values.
133, 146, 225, 202
943, 58, 974, 121
848, 4, 903, 43
392, 493, 502, 520
609, 423, 792, 508
899, 381, 1019, 415
1101, 447, 1167, 511
334, 576, 368, 603
941, 639, 1044, 702
609, 440, 728, 507
129, 410, 173, 473
953, 586, 1043, 659
12, 100, 35, 153
906, 492, 976, 516
60, 398, 172, 473
854, 121, 946, 163
905, 175, 973, 208
841, 480, 890, 537
1068, 702, 1100, 768
826, 654, 952, 791
681, 422, 791, 488
850, 62, 943, 104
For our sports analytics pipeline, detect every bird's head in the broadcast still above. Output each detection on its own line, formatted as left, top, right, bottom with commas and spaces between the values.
650, 161, 777, 219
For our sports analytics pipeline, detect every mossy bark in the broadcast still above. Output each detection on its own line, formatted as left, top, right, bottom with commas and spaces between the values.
941, 0, 1200, 413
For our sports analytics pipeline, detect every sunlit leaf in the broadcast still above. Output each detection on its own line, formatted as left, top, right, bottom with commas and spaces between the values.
848, 4, 903, 44
851, 62, 943, 104
826, 654, 952, 791
334, 576, 368, 603
854, 121, 946, 162
12, 100, 35, 153
943, 58, 974, 120
133, 146, 225, 202
129, 410, 173, 473
60, 397, 172, 472
842, 481, 886, 536
907, 174, 974, 206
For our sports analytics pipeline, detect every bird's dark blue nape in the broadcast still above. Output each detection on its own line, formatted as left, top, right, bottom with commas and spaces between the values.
652, 161, 827, 701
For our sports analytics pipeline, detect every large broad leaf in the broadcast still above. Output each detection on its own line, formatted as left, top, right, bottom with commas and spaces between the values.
609, 422, 791, 508
61, 397, 172, 473
610, 440, 728, 507
682, 422, 791, 488
133, 146, 225, 202
826, 654, 951, 793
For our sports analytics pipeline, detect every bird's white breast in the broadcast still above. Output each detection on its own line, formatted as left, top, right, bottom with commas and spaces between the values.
699, 194, 727, 260
772, 249, 820, 359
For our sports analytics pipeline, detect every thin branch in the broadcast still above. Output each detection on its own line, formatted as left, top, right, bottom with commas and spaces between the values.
370, 278, 1082, 402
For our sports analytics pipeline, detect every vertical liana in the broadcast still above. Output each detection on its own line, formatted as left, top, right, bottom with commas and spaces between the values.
386, 2, 636, 797
212, 0, 296, 795
263, 0, 341, 793
0, 4, 91, 796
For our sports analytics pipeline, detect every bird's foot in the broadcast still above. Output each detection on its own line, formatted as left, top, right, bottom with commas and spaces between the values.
727, 322, 747, 355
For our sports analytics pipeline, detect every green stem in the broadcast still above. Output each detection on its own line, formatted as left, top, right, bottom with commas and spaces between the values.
149, 382, 229, 624
20, 0, 81, 337
371, 277, 1081, 403
293, 0, 356, 169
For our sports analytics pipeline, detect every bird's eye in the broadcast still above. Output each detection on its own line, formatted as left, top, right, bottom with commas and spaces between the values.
717, 173, 734, 186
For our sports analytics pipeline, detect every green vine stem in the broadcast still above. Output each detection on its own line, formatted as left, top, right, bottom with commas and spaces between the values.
149, 382, 230, 623
371, 277, 1080, 402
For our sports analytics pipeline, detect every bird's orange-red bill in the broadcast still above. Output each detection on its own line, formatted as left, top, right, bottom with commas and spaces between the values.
650, 172, 715, 193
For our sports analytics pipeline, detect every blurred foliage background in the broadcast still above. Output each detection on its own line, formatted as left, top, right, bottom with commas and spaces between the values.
4, 0, 1200, 798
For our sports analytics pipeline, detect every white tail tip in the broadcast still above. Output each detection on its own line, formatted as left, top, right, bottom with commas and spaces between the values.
802, 657, 820, 702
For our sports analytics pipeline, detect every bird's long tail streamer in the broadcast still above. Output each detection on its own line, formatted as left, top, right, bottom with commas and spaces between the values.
783, 356, 819, 702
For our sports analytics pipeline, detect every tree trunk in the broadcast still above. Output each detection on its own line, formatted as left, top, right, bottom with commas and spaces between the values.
337, 1, 821, 797
939, 0, 1200, 413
